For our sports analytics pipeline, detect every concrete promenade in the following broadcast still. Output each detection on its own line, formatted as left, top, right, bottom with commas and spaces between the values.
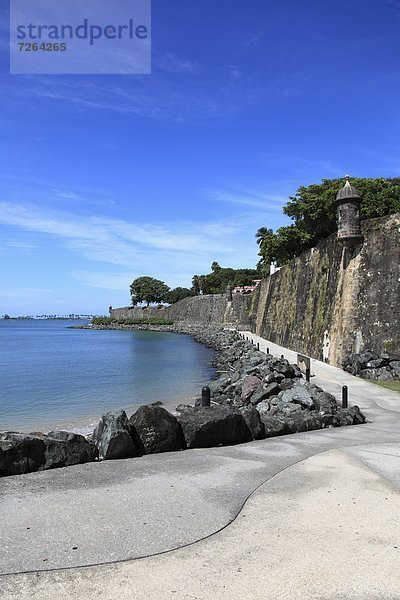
1, 333, 400, 599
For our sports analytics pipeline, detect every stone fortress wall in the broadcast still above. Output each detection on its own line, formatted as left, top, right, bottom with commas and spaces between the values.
111, 213, 400, 367
110, 292, 251, 330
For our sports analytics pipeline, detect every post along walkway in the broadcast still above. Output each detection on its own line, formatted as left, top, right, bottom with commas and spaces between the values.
1, 334, 400, 599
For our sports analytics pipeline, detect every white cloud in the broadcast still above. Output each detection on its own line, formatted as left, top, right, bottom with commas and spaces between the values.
71, 271, 133, 291
206, 188, 287, 210
0, 200, 264, 287
156, 53, 200, 74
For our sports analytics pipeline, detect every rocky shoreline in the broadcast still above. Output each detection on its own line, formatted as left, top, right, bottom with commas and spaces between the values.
0, 326, 366, 477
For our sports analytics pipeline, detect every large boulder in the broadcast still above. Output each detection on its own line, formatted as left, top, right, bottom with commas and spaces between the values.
390, 361, 400, 378
284, 412, 323, 434
255, 399, 272, 419
312, 391, 338, 415
268, 358, 296, 378
250, 382, 281, 406
130, 405, 185, 454
281, 384, 316, 410
0, 433, 46, 476
177, 405, 251, 449
45, 431, 97, 468
240, 376, 263, 403
240, 405, 265, 440
0, 431, 97, 477
93, 410, 138, 461
336, 406, 366, 426
359, 368, 393, 381
258, 415, 287, 438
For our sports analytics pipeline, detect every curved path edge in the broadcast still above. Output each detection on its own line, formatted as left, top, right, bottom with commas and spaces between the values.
2, 446, 400, 599
1, 333, 400, 593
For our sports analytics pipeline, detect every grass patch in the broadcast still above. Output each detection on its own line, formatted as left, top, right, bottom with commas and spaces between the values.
92, 317, 174, 326
368, 380, 400, 394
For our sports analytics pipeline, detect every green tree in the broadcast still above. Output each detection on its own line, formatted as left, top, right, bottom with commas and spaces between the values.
192, 266, 259, 295
211, 261, 221, 273
130, 276, 170, 306
191, 275, 200, 296
255, 227, 273, 248
3, 314, 10, 320
165, 287, 194, 304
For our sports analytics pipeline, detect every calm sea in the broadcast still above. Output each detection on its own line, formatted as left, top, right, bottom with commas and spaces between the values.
0, 320, 215, 434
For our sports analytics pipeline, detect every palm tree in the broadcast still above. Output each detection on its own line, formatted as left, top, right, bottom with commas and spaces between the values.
255, 227, 273, 247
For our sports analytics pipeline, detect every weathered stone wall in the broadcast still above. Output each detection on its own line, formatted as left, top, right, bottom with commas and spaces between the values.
250, 214, 400, 366
110, 293, 251, 329
110, 214, 400, 367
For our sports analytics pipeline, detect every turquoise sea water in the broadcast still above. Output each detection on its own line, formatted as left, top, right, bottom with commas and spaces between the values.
0, 320, 215, 434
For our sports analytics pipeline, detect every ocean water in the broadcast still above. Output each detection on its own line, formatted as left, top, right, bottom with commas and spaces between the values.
0, 320, 215, 434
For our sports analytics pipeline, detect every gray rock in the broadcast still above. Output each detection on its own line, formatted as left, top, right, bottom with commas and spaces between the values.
240, 405, 265, 440
175, 403, 191, 412
250, 382, 281, 406
45, 431, 97, 467
0, 433, 46, 476
313, 391, 338, 415
275, 401, 303, 416
258, 415, 287, 438
336, 406, 366, 426
389, 361, 400, 378
264, 371, 285, 384
359, 368, 394, 381
130, 405, 185, 454
177, 405, 251, 449
366, 359, 387, 369
256, 399, 271, 418
0, 431, 97, 477
269, 359, 296, 378
284, 412, 323, 434
280, 378, 294, 390
281, 384, 316, 410
93, 410, 138, 461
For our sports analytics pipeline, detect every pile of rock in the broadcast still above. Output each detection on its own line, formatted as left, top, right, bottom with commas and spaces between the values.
0, 328, 366, 478
176, 331, 365, 440
343, 350, 400, 381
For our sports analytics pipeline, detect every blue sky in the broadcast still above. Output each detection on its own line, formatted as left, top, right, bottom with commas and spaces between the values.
1, 0, 400, 315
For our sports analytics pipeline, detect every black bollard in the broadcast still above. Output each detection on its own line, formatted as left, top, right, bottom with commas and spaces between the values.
257, 343, 260, 351
342, 385, 348, 409
267, 347, 270, 354
281, 354, 284, 359
202, 386, 211, 407
306, 367, 310, 383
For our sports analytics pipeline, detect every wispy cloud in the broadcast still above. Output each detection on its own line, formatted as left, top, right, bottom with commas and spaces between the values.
0, 200, 262, 286
206, 188, 287, 210
4, 66, 316, 122
156, 53, 201, 74
1, 241, 37, 250
71, 271, 134, 291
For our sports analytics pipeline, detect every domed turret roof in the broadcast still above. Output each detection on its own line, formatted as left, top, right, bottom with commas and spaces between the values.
336, 176, 361, 202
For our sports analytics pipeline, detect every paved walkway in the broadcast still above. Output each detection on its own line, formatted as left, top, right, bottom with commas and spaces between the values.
1, 335, 400, 599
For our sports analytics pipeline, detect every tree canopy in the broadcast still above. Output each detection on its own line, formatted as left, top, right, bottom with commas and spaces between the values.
192, 263, 260, 295
130, 276, 170, 306
164, 287, 194, 304
258, 177, 400, 269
